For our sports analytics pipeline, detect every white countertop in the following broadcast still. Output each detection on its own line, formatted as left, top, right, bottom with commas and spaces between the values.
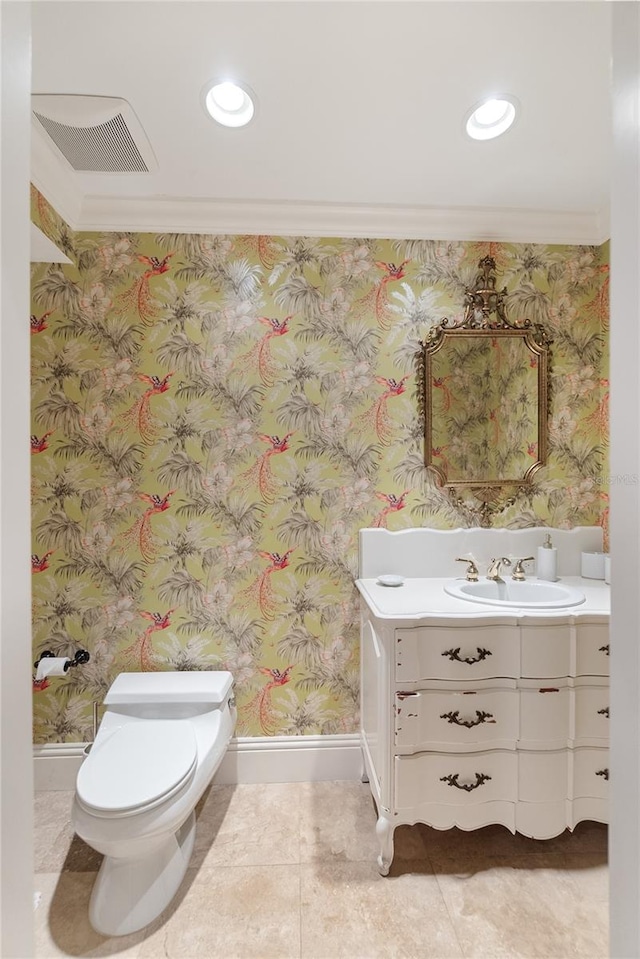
355, 576, 610, 622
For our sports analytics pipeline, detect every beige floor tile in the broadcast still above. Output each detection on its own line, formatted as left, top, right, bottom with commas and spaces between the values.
137, 864, 301, 959
434, 856, 608, 958
298, 781, 431, 865
34, 871, 146, 958
192, 782, 302, 868
300, 860, 463, 959
34, 791, 103, 873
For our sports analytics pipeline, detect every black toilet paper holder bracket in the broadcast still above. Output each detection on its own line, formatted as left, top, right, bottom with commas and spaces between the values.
34, 649, 90, 671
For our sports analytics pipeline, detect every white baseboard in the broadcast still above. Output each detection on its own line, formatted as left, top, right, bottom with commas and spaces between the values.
33, 734, 362, 791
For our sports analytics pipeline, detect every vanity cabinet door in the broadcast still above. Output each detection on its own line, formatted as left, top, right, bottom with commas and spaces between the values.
395, 689, 518, 750
395, 750, 517, 808
572, 748, 609, 799
575, 624, 610, 677
574, 686, 610, 741
396, 625, 519, 683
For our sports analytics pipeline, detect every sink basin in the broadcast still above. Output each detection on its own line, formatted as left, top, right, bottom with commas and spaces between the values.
444, 579, 586, 609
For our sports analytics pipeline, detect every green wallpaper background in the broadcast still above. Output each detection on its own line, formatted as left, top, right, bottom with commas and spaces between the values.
30, 188, 609, 742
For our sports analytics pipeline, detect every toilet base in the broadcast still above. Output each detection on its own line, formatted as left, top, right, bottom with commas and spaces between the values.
89, 810, 196, 937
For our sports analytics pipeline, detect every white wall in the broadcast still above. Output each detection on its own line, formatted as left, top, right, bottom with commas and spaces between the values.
0, 2, 34, 956
610, 4, 640, 957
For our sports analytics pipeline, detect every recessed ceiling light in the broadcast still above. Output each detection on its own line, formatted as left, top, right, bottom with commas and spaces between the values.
203, 80, 255, 128
465, 96, 518, 141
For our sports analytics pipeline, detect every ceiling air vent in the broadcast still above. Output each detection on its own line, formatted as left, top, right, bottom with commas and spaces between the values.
31, 95, 157, 173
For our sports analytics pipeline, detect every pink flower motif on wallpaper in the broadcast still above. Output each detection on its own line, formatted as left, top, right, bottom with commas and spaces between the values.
340, 361, 372, 394
565, 250, 599, 288
102, 358, 134, 392
341, 477, 372, 512
566, 478, 599, 511
222, 300, 255, 333
340, 244, 373, 278
548, 294, 578, 329
564, 366, 597, 398
320, 404, 351, 437
550, 408, 578, 442
99, 237, 134, 273
201, 345, 231, 380
202, 463, 233, 497
104, 596, 136, 628
79, 283, 112, 320
320, 521, 351, 559
221, 536, 255, 570
80, 404, 113, 438
221, 418, 254, 453
203, 580, 232, 612
320, 287, 350, 322
102, 477, 135, 511
81, 522, 114, 555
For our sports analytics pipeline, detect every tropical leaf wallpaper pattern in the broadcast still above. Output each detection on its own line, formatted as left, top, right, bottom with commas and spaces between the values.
30, 188, 609, 743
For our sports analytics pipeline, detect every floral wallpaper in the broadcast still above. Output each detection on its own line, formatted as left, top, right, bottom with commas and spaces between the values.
30, 188, 609, 743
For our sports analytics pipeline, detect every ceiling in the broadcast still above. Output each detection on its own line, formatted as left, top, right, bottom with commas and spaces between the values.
30, 1, 612, 243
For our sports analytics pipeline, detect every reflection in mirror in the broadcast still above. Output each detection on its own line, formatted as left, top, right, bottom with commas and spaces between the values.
420, 257, 551, 520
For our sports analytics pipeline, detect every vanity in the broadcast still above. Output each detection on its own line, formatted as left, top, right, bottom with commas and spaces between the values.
356, 526, 610, 875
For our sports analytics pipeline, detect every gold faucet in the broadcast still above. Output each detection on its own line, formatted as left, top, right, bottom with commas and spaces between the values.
511, 557, 535, 581
455, 557, 479, 582
486, 557, 512, 582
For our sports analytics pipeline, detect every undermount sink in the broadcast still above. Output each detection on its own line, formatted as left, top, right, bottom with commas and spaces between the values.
444, 579, 586, 609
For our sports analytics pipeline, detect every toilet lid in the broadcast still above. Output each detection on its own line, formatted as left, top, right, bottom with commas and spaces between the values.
76, 720, 197, 814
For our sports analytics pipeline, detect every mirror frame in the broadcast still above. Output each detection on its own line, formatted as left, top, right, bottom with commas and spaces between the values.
419, 256, 552, 504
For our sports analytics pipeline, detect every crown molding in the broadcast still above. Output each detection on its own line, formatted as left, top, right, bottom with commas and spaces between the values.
78, 194, 609, 245
30, 131, 610, 245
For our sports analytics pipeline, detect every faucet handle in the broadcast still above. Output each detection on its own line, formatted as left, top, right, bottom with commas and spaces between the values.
512, 557, 535, 581
455, 557, 479, 582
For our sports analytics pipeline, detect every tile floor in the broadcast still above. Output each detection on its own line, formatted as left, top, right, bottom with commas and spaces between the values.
34, 782, 608, 959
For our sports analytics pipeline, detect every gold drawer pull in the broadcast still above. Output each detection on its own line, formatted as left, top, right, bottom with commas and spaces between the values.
440, 772, 492, 792
597, 707, 610, 718
441, 647, 492, 665
440, 709, 495, 728
596, 768, 609, 782
599, 644, 610, 656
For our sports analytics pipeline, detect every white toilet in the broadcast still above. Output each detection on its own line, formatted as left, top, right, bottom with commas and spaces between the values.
72, 670, 236, 937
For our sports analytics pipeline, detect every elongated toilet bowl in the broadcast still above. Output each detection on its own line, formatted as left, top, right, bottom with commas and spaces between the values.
72, 671, 235, 936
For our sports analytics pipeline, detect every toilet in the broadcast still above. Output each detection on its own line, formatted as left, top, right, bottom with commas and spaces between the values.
72, 670, 236, 937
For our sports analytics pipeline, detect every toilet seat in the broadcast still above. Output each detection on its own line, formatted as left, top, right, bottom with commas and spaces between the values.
76, 720, 197, 818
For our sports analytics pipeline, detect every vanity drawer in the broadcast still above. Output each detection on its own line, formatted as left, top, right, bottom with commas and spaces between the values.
521, 625, 570, 679
519, 687, 571, 745
395, 626, 519, 683
395, 750, 516, 808
519, 750, 569, 802
574, 686, 609, 741
395, 689, 518, 749
572, 748, 609, 799
575, 624, 610, 677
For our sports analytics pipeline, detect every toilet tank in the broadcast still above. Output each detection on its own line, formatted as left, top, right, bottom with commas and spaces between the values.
103, 671, 234, 718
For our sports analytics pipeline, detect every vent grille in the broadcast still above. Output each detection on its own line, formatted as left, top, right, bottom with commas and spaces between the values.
33, 111, 149, 173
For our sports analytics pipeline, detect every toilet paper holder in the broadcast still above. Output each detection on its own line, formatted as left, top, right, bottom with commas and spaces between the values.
34, 649, 90, 671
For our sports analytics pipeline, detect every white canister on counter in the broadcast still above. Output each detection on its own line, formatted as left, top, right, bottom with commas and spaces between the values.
581, 551, 606, 580
537, 533, 558, 582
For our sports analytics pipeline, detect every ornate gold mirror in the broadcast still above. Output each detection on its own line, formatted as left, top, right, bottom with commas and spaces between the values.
420, 256, 551, 515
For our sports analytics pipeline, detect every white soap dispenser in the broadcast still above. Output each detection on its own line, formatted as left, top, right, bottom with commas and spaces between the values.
537, 533, 558, 582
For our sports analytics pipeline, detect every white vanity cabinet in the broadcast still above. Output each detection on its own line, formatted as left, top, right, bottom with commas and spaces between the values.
357, 526, 610, 875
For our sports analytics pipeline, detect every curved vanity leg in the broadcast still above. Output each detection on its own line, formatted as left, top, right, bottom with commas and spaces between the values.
359, 749, 369, 783
375, 813, 394, 876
